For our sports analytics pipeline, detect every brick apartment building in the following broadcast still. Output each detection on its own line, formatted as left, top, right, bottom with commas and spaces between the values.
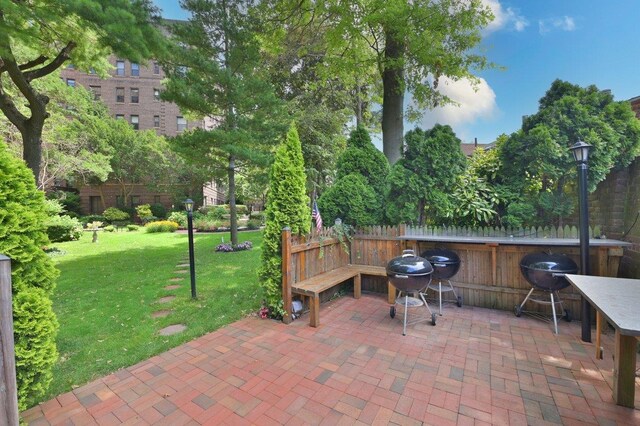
60, 57, 225, 214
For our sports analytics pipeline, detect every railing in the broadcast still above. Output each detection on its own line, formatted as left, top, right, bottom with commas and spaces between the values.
0, 255, 19, 426
404, 224, 602, 239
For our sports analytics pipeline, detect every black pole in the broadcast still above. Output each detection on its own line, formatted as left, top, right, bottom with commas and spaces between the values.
577, 161, 591, 342
187, 210, 197, 299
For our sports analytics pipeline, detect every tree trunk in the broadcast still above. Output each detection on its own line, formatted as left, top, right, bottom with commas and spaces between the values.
381, 29, 405, 165
21, 121, 44, 187
228, 154, 238, 245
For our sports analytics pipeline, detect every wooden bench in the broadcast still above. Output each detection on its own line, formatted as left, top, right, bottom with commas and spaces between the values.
291, 264, 387, 327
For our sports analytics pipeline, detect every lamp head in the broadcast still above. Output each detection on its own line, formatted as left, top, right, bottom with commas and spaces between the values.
570, 140, 592, 164
184, 198, 194, 213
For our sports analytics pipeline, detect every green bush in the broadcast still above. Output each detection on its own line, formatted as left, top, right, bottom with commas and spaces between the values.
150, 203, 167, 219
318, 174, 380, 227
103, 207, 130, 223
135, 204, 154, 223
103, 225, 115, 232
127, 224, 140, 231
45, 215, 84, 242
167, 211, 187, 228
144, 220, 179, 233
235, 204, 248, 216
246, 219, 262, 230
47, 190, 82, 216
0, 140, 58, 410
204, 205, 227, 220
249, 211, 265, 222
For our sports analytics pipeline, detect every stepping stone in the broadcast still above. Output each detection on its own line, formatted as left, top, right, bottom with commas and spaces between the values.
174, 270, 188, 274
158, 296, 175, 304
164, 285, 181, 290
151, 310, 173, 319
176, 263, 189, 267
158, 324, 187, 336
169, 277, 183, 282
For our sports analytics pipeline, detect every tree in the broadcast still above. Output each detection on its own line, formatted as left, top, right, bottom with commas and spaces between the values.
385, 124, 466, 225
264, 0, 493, 163
0, 71, 113, 189
0, 139, 58, 410
318, 125, 388, 226
496, 80, 640, 227
258, 123, 310, 318
0, 0, 166, 185
162, 0, 286, 245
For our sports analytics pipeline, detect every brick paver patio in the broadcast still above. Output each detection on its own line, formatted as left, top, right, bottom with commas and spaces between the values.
22, 294, 640, 425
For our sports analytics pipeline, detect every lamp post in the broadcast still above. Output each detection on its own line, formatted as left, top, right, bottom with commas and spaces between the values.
570, 140, 592, 342
184, 199, 197, 299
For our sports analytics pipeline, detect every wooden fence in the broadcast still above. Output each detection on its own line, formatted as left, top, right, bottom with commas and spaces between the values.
282, 225, 626, 322
404, 224, 603, 238
0, 255, 19, 426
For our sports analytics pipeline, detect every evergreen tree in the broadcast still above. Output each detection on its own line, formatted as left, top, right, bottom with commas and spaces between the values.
258, 123, 310, 318
0, 139, 58, 410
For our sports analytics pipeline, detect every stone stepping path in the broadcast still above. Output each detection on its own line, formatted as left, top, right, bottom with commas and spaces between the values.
158, 324, 187, 336
174, 269, 188, 274
176, 263, 190, 267
169, 277, 183, 282
157, 295, 175, 304
151, 310, 173, 319
164, 285, 181, 290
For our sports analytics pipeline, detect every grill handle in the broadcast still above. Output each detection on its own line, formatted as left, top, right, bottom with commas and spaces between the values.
433, 263, 447, 268
402, 250, 415, 258
394, 274, 409, 279
551, 273, 566, 278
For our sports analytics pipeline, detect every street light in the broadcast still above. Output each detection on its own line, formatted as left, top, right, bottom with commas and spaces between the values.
184, 199, 196, 299
570, 140, 592, 342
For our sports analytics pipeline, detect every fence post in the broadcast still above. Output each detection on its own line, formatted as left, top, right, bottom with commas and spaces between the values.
0, 255, 19, 426
281, 228, 293, 324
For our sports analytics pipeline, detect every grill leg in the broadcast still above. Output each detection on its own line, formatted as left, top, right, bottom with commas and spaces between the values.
550, 292, 559, 334
437, 280, 443, 315
403, 292, 409, 336
519, 288, 535, 309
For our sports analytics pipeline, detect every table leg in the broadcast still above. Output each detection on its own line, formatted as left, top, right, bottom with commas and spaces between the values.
595, 311, 603, 359
613, 330, 636, 407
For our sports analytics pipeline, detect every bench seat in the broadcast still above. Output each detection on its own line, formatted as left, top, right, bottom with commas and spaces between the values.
291, 264, 386, 327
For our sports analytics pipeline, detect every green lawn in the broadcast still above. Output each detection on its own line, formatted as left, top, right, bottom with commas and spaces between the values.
39, 229, 263, 404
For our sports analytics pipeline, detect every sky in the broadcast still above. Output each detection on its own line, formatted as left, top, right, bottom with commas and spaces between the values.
153, 0, 640, 146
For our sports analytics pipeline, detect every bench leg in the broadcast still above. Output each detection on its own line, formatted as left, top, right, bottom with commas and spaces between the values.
309, 294, 320, 327
388, 281, 396, 304
354, 274, 361, 299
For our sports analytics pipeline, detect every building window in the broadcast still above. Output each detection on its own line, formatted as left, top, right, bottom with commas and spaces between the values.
153, 62, 160, 74
116, 87, 124, 103
131, 195, 141, 207
89, 196, 101, 214
116, 60, 125, 76
66, 78, 75, 87
153, 115, 160, 128
177, 116, 187, 132
130, 88, 139, 103
153, 88, 160, 101
115, 114, 124, 120
89, 85, 101, 100
130, 115, 139, 130
116, 195, 125, 207
131, 63, 139, 76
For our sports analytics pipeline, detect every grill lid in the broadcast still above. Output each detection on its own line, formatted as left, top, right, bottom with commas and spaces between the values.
386, 250, 433, 276
421, 249, 460, 266
519, 252, 578, 273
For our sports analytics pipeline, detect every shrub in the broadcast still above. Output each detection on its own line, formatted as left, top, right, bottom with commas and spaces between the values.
235, 204, 248, 216
258, 123, 310, 318
45, 214, 84, 242
150, 203, 167, 219
47, 190, 82, 215
215, 241, 253, 252
318, 174, 380, 227
103, 225, 115, 232
167, 211, 187, 228
0, 140, 58, 410
135, 204, 155, 223
127, 224, 140, 231
249, 211, 265, 222
246, 219, 262, 230
103, 207, 130, 223
144, 220, 179, 233
204, 205, 227, 220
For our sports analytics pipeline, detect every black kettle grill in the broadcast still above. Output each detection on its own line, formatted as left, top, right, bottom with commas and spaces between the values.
421, 248, 463, 315
386, 250, 436, 335
515, 252, 578, 334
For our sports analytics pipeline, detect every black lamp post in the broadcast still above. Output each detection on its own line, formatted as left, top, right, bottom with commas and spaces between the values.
184, 198, 197, 299
570, 140, 592, 342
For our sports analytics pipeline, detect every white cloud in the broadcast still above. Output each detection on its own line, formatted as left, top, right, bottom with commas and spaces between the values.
482, 0, 529, 33
539, 16, 577, 34
408, 76, 498, 139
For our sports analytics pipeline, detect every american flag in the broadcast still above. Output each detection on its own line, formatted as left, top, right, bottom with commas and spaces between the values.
312, 199, 323, 231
